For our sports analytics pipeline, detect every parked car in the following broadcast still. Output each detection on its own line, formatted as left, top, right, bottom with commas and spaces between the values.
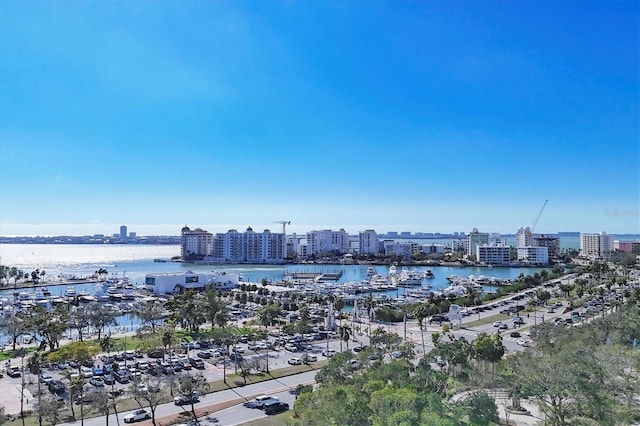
124, 409, 150, 423
288, 357, 303, 365
90, 377, 105, 387
103, 374, 115, 385
173, 392, 199, 406
303, 354, 318, 362
284, 343, 298, 352
510, 331, 521, 338
517, 339, 530, 347
6, 366, 21, 378
80, 366, 93, 378
48, 380, 65, 394
92, 366, 104, 376
39, 373, 54, 384
322, 349, 336, 357
197, 351, 211, 359
264, 401, 290, 415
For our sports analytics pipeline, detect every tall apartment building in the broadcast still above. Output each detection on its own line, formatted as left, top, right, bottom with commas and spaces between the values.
580, 232, 614, 260
534, 235, 560, 260
120, 225, 128, 239
181, 226, 214, 259
516, 227, 534, 248
210, 227, 284, 263
359, 230, 379, 254
306, 229, 351, 257
467, 228, 489, 257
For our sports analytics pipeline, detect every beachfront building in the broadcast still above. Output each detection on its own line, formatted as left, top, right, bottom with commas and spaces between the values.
467, 228, 489, 258
359, 230, 380, 254
181, 226, 214, 259
476, 244, 511, 265
422, 244, 445, 254
144, 270, 240, 295
450, 239, 468, 254
306, 229, 351, 257
384, 241, 414, 259
614, 240, 640, 254
580, 232, 614, 260
516, 227, 534, 248
209, 227, 284, 263
517, 246, 549, 265
534, 235, 560, 260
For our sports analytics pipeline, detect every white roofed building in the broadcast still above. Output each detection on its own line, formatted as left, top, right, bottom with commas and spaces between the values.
144, 270, 240, 295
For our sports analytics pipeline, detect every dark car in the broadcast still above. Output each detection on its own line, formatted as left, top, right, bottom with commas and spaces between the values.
48, 380, 66, 394
103, 374, 115, 385
263, 401, 289, 415
509, 331, 521, 338
173, 392, 199, 406
190, 359, 205, 369
197, 351, 211, 359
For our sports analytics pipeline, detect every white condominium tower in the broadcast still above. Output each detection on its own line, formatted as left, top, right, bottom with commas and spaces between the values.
580, 232, 614, 260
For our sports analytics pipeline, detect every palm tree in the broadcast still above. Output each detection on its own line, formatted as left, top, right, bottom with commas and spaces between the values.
338, 324, 352, 352
26, 351, 44, 426
99, 335, 121, 426
413, 304, 429, 356
222, 337, 233, 384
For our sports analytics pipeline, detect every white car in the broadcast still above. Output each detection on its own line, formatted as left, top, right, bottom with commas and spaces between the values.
288, 357, 303, 365
303, 354, 318, 362
124, 409, 150, 423
284, 343, 298, 352
80, 366, 93, 378
517, 339, 530, 347
322, 349, 336, 357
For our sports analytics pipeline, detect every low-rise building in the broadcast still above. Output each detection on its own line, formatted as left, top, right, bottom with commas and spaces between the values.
517, 246, 549, 265
144, 270, 239, 295
476, 244, 511, 265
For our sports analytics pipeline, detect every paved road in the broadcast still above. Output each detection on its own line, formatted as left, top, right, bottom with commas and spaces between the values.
58, 371, 317, 426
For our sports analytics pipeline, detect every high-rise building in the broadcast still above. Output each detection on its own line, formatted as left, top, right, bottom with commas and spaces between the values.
516, 227, 534, 248
359, 230, 379, 254
181, 226, 214, 259
467, 228, 489, 258
306, 229, 351, 257
580, 232, 614, 260
120, 225, 127, 239
534, 235, 560, 260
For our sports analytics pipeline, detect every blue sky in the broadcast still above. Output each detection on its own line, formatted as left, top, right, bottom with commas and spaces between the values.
1, 1, 638, 237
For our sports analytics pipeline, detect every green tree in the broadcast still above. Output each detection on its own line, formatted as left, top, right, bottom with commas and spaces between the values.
464, 391, 499, 425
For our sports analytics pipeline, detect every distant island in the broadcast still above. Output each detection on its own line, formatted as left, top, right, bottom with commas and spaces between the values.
0, 235, 181, 245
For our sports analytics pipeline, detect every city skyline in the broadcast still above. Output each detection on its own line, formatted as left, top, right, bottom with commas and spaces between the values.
1, 1, 638, 237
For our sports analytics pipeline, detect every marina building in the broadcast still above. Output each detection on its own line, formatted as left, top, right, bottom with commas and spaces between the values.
467, 228, 489, 258
580, 232, 614, 260
384, 241, 414, 259
476, 244, 511, 265
144, 270, 239, 295
450, 239, 468, 254
359, 230, 380, 254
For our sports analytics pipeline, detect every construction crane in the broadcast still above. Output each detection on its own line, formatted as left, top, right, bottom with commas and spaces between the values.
531, 200, 548, 233
273, 221, 291, 259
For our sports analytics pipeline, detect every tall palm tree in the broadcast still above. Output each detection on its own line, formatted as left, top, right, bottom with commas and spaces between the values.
413, 304, 429, 355
26, 351, 44, 426
99, 335, 121, 426
338, 324, 352, 352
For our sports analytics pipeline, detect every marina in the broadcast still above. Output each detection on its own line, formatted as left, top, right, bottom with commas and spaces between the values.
0, 243, 550, 346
